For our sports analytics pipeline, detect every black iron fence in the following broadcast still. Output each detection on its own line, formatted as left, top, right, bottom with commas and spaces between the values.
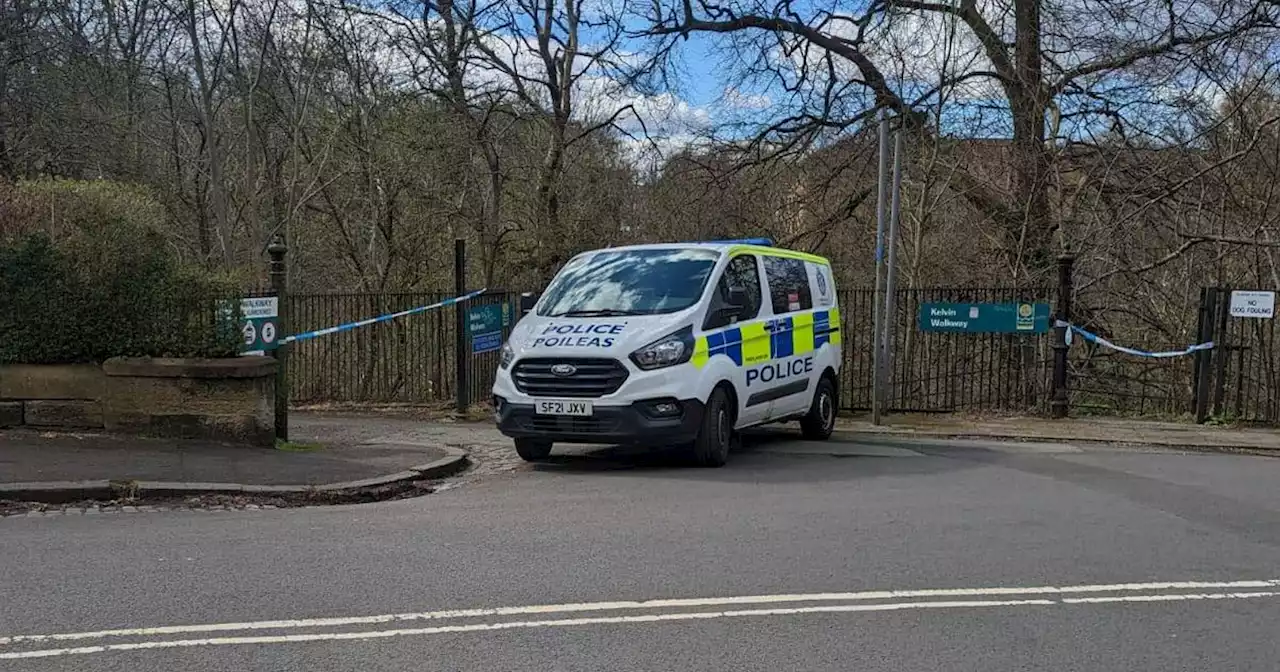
288, 291, 522, 405
1062, 285, 1280, 424
1068, 337, 1198, 418
267, 282, 1280, 425
1202, 287, 1280, 424
837, 287, 1057, 413
1219, 313, 1280, 423
281, 287, 1059, 414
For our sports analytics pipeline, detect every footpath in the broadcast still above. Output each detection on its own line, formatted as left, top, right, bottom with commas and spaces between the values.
835, 414, 1280, 452
0, 413, 475, 506
3, 411, 1275, 510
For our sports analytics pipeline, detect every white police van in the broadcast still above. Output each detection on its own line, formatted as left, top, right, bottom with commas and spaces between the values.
492, 239, 842, 467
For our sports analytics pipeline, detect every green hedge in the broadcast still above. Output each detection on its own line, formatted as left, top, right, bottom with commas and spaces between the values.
0, 233, 243, 364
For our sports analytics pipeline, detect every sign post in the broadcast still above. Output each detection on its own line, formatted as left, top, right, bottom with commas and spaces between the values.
454, 239, 468, 413
870, 110, 890, 426
267, 236, 288, 441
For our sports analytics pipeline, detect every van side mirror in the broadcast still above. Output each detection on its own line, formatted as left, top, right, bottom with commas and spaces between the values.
518, 292, 539, 319
715, 286, 749, 322
707, 285, 751, 329
726, 286, 748, 312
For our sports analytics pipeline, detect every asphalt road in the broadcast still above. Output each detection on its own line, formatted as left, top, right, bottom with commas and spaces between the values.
3, 430, 1279, 671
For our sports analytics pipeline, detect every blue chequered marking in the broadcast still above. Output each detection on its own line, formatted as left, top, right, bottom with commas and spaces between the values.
769, 317, 794, 359
814, 311, 831, 348
708, 326, 744, 365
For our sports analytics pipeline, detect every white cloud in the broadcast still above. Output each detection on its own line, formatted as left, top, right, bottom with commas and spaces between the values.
723, 87, 772, 110
367, 10, 714, 166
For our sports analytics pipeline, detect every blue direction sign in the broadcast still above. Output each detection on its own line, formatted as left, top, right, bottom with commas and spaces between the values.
468, 303, 505, 354
919, 302, 1051, 334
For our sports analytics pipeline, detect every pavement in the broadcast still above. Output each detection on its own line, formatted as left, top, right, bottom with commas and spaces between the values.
838, 413, 1280, 451
0, 414, 472, 499
0, 425, 1278, 671
3, 411, 1275, 503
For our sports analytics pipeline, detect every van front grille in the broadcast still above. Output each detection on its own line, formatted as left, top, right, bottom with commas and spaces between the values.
512, 358, 629, 398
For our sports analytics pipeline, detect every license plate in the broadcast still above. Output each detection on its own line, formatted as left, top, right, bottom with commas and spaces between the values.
535, 400, 593, 416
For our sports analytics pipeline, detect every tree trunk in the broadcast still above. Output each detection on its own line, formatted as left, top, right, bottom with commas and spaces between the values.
535, 127, 566, 284
481, 138, 503, 287
1011, 0, 1053, 280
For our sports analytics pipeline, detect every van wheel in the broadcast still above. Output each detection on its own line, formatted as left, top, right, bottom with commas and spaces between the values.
514, 438, 553, 461
801, 377, 837, 440
691, 387, 733, 467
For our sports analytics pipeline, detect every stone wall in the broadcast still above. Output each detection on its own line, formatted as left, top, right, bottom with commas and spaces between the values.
0, 364, 105, 429
0, 358, 276, 446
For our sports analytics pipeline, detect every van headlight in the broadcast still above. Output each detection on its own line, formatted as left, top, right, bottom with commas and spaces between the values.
629, 326, 695, 371
499, 343, 514, 369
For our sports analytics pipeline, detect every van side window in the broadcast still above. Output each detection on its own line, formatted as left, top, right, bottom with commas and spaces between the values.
704, 255, 762, 330
762, 255, 813, 314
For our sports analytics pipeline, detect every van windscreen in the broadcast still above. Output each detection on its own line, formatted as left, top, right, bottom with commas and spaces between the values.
538, 248, 720, 317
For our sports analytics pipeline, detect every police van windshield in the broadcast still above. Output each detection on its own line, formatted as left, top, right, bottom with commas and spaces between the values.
538, 248, 720, 317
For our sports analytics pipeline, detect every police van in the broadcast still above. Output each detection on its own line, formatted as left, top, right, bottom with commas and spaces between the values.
492, 239, 842, 467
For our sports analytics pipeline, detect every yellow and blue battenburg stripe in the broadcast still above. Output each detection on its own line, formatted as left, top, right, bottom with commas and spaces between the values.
692, 307, 841, 369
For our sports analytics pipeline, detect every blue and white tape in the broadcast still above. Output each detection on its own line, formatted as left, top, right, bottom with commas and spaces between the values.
282, 288, 488, 345
1057, 320, 1213, 358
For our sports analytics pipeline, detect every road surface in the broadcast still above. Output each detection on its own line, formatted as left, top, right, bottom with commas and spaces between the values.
3, 431, 1279, 670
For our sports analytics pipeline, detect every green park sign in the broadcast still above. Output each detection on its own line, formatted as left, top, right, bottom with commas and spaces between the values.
219, 296, 280, 355
918, 302, 1051, 334
468, 303, 509, 354
239, 296, 281, 353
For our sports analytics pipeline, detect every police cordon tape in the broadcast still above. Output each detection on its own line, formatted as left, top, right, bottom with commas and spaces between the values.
280, 288, 489, 345
1056, 320, 1214, 359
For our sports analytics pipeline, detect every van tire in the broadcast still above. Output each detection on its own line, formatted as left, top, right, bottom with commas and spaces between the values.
801, 377, 837, 441
514, 438, 553, 461
691, 387, 733, 467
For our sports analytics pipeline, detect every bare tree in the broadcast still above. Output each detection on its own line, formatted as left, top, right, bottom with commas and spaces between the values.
640, 0, 1280, 280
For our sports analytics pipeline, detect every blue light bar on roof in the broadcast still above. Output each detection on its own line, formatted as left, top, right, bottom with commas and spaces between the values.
688, 237, 774, 246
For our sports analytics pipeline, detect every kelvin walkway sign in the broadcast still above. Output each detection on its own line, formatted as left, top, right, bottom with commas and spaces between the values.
918, 302, 1051, 334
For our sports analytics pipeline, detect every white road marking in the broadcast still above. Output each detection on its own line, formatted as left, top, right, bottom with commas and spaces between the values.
3, 579, 1275, 646
1062, 591, 1279, 604
0, 599, 1060, 660
2, 582, 1278, 660
5, 591, 1280, 661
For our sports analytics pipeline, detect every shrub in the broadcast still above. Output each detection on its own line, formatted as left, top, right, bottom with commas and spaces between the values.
0, 232, 243, 364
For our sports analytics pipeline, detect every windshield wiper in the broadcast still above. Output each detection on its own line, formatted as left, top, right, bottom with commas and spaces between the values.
550, 309, 647, 317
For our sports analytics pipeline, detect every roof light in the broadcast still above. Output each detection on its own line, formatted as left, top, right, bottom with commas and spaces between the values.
686, 237, 774, 247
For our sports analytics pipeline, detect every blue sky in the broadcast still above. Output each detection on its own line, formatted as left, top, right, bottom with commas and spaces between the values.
504, 0, 1271, 161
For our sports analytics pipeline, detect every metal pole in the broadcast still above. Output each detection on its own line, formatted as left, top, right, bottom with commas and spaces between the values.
1190, 287, 1207, 415
1211, 286, 1232, 416
1050, 254, 1075, 418
880, 128, 905, 417
455, 239, 468, 414
1194, 288, 1217, 423
871, 110, 890, 425
267, 236, 289, 441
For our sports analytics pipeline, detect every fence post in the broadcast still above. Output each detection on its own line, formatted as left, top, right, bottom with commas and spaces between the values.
1050, 254, 1075, 419
879, 128, 904, 416
1191, 287, 1207, 416
267, 236, 289, 441
1194, 288, 1218, 423
871, 110, 890, 425
1211, 286, 1232, 416
455, 238, 468, 414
